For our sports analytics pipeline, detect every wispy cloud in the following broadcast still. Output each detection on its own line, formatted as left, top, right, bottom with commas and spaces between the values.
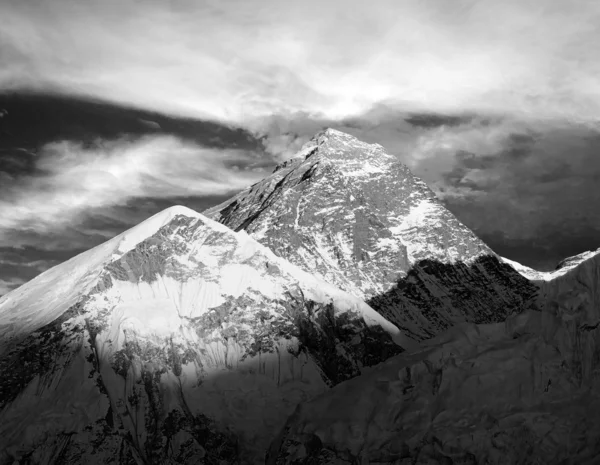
0, 135, 267, 242
1, 0, 599, 127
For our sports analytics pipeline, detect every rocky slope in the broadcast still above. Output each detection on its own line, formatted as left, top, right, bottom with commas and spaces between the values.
0, 206, 410, 465
205, 129, 539, 342
267, 249, 600, 464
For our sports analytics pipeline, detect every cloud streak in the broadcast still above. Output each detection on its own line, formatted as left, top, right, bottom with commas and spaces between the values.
1, 0, 600, 127
0, 135, 267, 242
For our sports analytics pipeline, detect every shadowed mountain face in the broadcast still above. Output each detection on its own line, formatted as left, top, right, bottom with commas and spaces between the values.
267, 251, 600, 464
367, 255, 539, 341
205, 128, 540, 343
0, 207, 405, 464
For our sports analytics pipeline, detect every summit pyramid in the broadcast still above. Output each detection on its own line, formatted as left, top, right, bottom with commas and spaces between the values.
206, 129, 539, 341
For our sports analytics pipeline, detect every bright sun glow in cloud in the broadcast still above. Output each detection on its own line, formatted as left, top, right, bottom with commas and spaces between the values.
1, 0, 600, 126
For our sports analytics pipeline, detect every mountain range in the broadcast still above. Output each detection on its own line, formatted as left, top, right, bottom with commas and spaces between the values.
1, 129, 599, 464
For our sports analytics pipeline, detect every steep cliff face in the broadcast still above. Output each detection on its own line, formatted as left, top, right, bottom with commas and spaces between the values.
205, 129, 539, 341
267, 251, 600, 464
368, 255, 539, 341
535, 248, 600, 386
0, 206, 407, 465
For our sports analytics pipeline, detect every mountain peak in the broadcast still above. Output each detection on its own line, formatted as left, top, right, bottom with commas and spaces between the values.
205, 131, 538, 341
312, 127, 384, 150
316, 127, 360, 142
311, 127, 343, 139
272, 127, 393, 178
0, 206, 227, 345
322, 127, 345, 136
113, 204, 204, 256
0, 200, 409, 463
207, 130, 490, 296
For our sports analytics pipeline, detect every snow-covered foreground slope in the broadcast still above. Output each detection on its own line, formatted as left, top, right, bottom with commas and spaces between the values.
206, 129, 539, 341
0, 206, 409, 465
268, 249, 600, 464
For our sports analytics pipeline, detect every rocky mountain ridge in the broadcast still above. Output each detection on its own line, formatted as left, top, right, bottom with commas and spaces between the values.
205, 128, 492, 298
0, 206, 409, 464
268, 245, 600, 464
206, 128, 539, 342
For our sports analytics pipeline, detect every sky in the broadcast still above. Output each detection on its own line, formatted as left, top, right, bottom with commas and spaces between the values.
1, 0, 600, 294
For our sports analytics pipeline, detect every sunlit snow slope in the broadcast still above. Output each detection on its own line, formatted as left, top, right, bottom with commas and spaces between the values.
0, 206, 408, 465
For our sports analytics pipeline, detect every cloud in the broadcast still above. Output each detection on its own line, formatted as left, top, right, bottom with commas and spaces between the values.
0, 135, 268, 244
393, 117, 600, 268
1, 0, 600, 127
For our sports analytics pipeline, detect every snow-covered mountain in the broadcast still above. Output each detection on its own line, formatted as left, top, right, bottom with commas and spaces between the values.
268, 248, 600, 464
0, 206, 411, 464
205, 128, 539, 341
205, 128, 489, 298
3, 127, 596, 465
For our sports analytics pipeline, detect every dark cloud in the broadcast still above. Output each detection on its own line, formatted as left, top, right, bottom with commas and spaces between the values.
404, 113, 475, 129
479, 228, 600, 272
0, 148, 37, 175
501, 131, 538, 160
424, 120, 600, 268
0, 92, 262, 160
437, 129, 538, 193
534, 162, 573, 184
